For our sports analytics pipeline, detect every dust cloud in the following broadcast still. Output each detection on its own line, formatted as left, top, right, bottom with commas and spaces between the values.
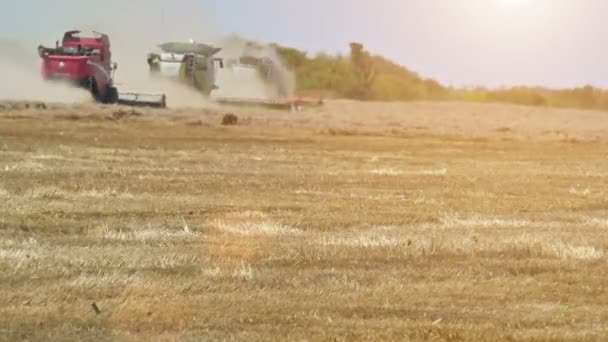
63, 0, 218, 108
0, 0, 295, 107
211, 36, 296, 100
0, 40, 90, 103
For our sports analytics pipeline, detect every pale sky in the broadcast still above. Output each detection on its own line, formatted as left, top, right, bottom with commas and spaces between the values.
2, 0, 607, 88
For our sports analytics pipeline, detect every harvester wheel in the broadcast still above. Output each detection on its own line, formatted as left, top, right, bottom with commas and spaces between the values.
104, 87, 119, 104
89, 79, 101, 102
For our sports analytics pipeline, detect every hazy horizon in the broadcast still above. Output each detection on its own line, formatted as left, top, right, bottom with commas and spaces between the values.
2, 0, 607, 89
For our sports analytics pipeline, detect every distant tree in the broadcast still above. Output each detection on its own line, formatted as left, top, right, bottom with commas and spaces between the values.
579, 85, 596, 108
349, 42, 376, 99
273, 45, 308, 68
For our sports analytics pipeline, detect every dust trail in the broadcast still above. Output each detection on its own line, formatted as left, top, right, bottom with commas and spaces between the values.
79, 1, 294, 104
72, 0, 220, 108
211, 36, 296, 100
0, 0, 296, 107
0, 40, 90, 103
0, 0, 219, 107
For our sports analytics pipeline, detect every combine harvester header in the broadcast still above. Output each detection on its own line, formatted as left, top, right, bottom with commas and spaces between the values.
215, 96, 324, 112
39, 30, 167, 108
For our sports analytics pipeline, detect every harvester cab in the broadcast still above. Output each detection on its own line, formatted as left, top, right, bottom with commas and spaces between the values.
39, 30, 167, 108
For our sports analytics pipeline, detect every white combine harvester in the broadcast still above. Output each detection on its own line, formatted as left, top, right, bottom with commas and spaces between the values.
147, 39, 323, 111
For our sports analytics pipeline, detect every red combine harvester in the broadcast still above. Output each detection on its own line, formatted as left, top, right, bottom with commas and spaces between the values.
38, 30, 167, 108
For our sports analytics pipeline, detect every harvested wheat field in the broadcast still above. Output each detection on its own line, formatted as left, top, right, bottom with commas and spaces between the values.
1, 100, 608, 341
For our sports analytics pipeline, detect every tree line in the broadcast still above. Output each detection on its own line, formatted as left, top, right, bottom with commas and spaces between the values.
274, 42, 608, 111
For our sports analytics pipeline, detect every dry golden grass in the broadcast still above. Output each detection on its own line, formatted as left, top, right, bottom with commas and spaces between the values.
1, 100, 608, 340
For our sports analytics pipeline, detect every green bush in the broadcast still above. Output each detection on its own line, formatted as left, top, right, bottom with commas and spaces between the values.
275, 42, 608, 111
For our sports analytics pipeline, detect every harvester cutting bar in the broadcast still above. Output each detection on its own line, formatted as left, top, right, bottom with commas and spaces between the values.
214, 97, 323, 111
117, 93, 167, 108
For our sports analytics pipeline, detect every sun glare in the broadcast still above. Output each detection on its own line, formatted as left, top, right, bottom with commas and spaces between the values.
500, 0, 528, 7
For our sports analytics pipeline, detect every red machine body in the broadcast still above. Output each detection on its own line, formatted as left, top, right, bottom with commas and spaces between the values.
39, 31, 117, 103
38, 30, 166, 107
